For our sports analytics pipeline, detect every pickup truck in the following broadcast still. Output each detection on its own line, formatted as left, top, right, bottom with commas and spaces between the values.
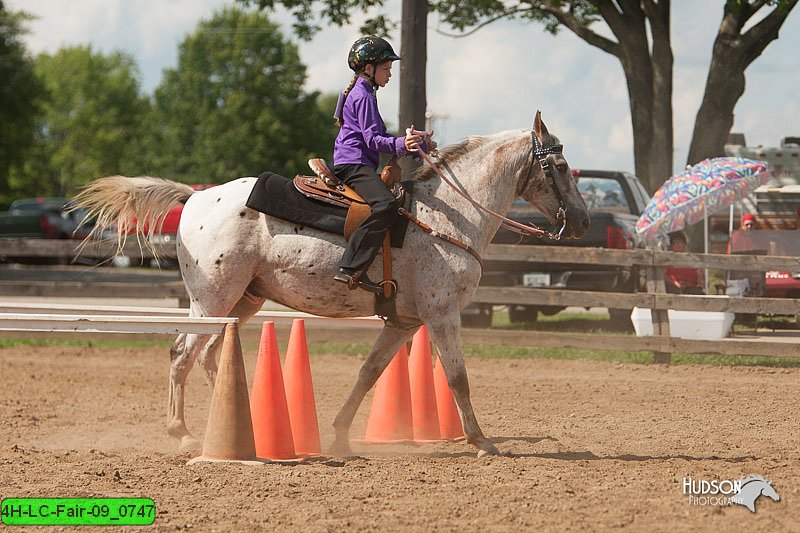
462, 169, 651, 327
0, 197, 85, 239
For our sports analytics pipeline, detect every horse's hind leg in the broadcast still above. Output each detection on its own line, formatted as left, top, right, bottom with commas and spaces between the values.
426, 313, 500, 457
331, 323, 417, 455
195, 293, 266, 387
168, 332, 211, 451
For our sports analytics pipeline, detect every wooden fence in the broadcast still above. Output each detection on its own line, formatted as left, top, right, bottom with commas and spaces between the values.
2, 238, 799, 362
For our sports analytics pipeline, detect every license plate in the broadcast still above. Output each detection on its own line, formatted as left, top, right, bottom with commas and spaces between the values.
523, 272, 550, 287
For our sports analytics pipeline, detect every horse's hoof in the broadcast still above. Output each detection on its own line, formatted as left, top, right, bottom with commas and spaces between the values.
180, 435, 201, 452
477, 443, 501, 459
328, 438, 353, 457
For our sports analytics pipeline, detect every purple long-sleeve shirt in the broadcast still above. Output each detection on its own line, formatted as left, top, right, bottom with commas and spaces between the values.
333, 77, 407, 169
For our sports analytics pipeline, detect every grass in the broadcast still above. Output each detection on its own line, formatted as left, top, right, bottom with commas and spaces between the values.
2, 309, 798, 368
0, 337, 173, 349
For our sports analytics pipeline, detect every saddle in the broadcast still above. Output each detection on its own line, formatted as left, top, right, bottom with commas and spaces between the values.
292, 157, 404, 297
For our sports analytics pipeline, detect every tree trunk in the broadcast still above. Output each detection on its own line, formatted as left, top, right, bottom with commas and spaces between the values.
685, 33, 746, 165
647, 0, 674, 192
399, 0, 427, 178
687, 0, 798, 165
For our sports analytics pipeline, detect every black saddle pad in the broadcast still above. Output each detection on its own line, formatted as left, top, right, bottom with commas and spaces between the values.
245, 171, 411, 248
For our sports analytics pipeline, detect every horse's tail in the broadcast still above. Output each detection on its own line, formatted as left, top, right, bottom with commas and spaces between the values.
72, 175, 196, 260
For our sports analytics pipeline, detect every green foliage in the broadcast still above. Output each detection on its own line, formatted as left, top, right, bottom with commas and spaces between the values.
141, 7, 337, 182
0, 5, 45, 206
15, 46, 148, 197
236, 0, 396, 39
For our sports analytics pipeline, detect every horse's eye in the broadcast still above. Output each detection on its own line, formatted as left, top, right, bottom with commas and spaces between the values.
556, 163, 568, 173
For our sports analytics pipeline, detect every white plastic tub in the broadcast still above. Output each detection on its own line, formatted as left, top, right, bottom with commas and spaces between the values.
631, 297, 735, 340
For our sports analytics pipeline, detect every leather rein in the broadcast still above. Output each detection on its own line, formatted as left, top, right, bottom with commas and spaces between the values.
400, 131, 568, 266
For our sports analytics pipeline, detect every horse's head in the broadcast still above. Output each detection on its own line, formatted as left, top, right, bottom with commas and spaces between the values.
761, 481, 780, 502
517, 111, 590, 239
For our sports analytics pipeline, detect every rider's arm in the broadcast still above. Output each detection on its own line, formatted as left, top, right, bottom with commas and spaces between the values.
354, 95, 408, 158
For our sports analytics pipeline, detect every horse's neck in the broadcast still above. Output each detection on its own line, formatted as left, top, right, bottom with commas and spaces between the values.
415, 135, 524, 252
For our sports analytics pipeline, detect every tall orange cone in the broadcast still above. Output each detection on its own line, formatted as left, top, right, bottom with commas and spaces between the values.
433, 355, 465, 441
408, 326, 441, 442
361, 345, 414, 443
283, 319, 321, 456
188, 322, 262, 465
250, 321, 296, 460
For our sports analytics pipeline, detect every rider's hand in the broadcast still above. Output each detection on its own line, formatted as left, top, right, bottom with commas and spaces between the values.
404, 124, 422, 152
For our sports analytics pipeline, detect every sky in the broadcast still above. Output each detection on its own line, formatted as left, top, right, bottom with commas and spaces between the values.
7, 0, 800, 179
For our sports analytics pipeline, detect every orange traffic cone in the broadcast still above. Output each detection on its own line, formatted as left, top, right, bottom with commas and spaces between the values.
188, 322, 262, 465
408, 327, 441, 442
250, 321, 297, 460
283, 319, 321, 456
361, 345, 414, 443
433, 355, 465, 441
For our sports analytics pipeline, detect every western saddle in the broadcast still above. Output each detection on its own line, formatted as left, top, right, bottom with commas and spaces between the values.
292, 157, 403, 297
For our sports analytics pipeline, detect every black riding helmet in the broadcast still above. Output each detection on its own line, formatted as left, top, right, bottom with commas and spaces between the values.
347, 36, 401, 72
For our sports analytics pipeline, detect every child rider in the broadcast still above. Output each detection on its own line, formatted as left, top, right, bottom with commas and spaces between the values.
332, 35, 435, 294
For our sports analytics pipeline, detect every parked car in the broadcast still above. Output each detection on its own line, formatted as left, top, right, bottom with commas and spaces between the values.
461, 169, 651, 327
0, 197, 89, 240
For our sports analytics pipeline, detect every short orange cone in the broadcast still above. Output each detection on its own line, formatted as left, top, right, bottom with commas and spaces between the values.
188, 323, 262, 465
283, 319, 321, 456
250, 321, 297, 460
361, 345, 414, 443
408, 327, 441, 442
433, 355, 465, 441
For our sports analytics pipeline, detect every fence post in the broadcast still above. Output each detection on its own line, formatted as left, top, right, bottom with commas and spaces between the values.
646, 263, 671, 364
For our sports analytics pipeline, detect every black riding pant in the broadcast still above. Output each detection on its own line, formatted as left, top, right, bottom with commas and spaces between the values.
334, 163, 399, 272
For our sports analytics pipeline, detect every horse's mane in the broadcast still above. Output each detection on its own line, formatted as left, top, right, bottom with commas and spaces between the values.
415, 130, 525, 182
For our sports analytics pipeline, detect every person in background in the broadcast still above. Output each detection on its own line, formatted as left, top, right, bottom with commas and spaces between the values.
665, 231, 704, 294
729, 213, 758, 253
741, 213, 756, 231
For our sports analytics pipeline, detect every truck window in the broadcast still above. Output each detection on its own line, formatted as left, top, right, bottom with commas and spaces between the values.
577, 177, 630, 214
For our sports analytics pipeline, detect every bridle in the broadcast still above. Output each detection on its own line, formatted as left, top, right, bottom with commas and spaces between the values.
414, 130, 569, 241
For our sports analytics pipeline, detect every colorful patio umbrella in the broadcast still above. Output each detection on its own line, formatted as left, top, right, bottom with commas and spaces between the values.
635, 157, 772, 243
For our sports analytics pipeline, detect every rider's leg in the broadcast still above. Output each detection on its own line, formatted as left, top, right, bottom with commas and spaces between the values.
333, 164, 399, 293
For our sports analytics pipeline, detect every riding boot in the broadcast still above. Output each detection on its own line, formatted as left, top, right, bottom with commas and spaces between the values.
334, 268, 383, 295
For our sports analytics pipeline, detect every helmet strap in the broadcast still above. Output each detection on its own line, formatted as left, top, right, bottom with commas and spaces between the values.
360, 64, 379, 89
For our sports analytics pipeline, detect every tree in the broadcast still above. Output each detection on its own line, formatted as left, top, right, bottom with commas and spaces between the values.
17, 46, 149, 197
143, 7, 337, 182
237, 0, 428, 177
0, 3, 44, 205
243, 1, 797, 195
687, 0, 798, 165
432, 0, 796, 193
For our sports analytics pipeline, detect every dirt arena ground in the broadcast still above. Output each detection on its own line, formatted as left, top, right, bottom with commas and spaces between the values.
2, 339, 799, 531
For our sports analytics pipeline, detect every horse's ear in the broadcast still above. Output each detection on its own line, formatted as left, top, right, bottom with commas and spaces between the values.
533, 110, 550, 143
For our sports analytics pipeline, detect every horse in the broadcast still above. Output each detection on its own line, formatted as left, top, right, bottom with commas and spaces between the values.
732, 475, 780, 512
74, 112, 589, 457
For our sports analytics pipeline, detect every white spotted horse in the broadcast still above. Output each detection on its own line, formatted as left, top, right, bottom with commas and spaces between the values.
74, 112, 589, 457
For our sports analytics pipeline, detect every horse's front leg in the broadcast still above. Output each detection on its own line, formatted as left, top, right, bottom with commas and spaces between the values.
427, 313, 500, 458
330, 323, 417, 456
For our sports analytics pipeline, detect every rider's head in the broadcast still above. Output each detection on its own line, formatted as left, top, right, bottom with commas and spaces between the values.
348, 36, 401, 87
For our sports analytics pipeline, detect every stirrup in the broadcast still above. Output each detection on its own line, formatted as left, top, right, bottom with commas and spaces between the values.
334, 269, 383, 294
379, 279, 398, 298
